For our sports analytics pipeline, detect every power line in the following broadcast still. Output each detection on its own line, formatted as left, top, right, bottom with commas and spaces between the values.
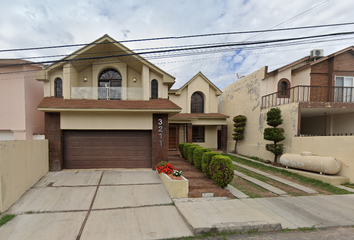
2, 30, 353, 69
0, 21, 353, 54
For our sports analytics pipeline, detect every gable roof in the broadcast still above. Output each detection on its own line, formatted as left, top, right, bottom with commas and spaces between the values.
37, 34, 175, 87
169, 71, 222, 96
267, 46, 354, 76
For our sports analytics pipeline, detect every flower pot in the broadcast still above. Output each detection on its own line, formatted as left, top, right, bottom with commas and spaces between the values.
158, 172, 188, 198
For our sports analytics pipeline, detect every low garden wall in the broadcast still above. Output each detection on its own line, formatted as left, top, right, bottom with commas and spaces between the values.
0, 140, 49, 212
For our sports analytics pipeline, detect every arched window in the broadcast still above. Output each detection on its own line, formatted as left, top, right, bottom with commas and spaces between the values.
151, 79, 158, 99
277, 78, 290, 98
54, 78, 62, 98
191, 92, 204, 113
98, 68, 122, 100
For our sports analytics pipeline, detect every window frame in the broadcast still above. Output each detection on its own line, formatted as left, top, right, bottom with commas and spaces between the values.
54, 78, 62, 98
191, 92, 204, 113
277, 78, 290, 98
335, 76, 354, 102
98, 68, 122, 100
151, 79, 158, 99
192, 126, 205, 143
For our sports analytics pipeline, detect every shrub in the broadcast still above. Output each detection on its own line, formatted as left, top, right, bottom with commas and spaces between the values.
233, 115, 247, 153
187, 145, 201, 164
193, 148, 211, 171
202, 152, 221, 178
263, 108, 285, 163
178, 143, 186, 156
209, 155, 234, 188
182, 143, 194, 159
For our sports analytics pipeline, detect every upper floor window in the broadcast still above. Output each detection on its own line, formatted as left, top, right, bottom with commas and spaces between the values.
151, 79, 158, 99
191, 92, 204, 113
54, 78, 62, 98
335, 76, 354, 102
98, 68, 122, 100
277, 78, 290, 98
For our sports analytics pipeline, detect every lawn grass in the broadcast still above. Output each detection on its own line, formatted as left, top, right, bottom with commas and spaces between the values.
342, 183, 354, 189
0, 214, 16, 227
225, 154, 350, 195
230, 178, 268, 198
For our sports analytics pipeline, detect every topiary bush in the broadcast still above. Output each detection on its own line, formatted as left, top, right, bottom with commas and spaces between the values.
202, 152, 221, 179
193, 148, 211, 171
187, 145, 201, 164
182, 143, 193, 159
263, 108, 285, 163
209, 155, 234, 188
232, 115, 247, 153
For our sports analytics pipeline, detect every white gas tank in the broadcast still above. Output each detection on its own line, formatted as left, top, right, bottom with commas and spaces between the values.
280, 152, 341, 175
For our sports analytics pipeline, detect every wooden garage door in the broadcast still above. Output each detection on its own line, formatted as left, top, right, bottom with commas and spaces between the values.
64, 130, 152, 169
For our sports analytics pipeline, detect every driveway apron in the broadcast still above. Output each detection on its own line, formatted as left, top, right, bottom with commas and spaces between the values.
1, 170, 193, 240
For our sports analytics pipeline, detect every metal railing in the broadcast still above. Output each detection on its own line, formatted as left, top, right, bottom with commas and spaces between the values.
261, 85, 354, 109
71, 87, 143, 100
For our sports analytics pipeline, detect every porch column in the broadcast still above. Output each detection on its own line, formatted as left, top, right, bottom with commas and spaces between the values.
45, 112, 63, 171
221, 125, 228, 153
186, 123, 193, 143
152, 114, 169, 168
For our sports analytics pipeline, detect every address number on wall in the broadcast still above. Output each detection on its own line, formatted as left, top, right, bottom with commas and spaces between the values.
158, 118, 163, 146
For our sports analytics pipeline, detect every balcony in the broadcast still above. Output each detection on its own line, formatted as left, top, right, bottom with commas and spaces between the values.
261, 85, 354, 109
71, 87, 143, 100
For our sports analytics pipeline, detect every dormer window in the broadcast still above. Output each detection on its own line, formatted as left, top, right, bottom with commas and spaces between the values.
277, 78, 290, 98
151, 79, 158, 99
54, 78, 62, 98
191, 92, 204, 113
98, 68, 122, 100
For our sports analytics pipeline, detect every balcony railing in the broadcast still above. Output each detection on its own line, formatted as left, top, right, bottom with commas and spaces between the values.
261, 85, 354, 109
71, 87, 143, 100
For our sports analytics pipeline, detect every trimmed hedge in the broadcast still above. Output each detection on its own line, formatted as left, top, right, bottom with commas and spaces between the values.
187, 145, 201, 164
178, 143, 188, 158
193, 148, 211, 171
182, 143, 194, 159
202, 152, 221, 179
209, 155, 234, 188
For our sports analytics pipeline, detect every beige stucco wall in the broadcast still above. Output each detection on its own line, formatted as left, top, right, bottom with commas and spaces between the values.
169, 75, 219, 114
0, 140, 49, 212
292, 67, 311, 86
290, 136, 354, 182
60, 112, 153, 130
220, 66, 300, 161
193, 125, 218, 150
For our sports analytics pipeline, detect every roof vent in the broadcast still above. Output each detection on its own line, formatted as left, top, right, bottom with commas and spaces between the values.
310, 49, 324, 59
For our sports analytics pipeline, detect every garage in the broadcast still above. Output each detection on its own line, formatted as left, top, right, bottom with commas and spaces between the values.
63, 130, 152, 169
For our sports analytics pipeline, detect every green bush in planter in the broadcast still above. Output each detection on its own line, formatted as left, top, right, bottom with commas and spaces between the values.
209, 155, 234, 188
193, 148, 211, 171
187, 145, 201, 164
202, 152, 221, 179
182, 143, 193, 159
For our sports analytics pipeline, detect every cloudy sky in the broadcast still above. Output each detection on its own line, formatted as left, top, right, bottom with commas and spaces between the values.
1, 0, 354, 89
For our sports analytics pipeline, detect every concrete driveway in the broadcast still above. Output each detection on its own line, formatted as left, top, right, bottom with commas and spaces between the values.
0, 170, 193, 240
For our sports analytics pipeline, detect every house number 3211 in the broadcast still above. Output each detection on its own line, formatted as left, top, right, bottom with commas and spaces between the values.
158, 118, 163, 146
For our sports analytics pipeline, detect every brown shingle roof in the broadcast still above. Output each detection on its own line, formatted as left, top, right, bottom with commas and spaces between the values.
38, 97, 182, 110
171, 113, 229, 119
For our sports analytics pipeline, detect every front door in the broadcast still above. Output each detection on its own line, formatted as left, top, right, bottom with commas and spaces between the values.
169, 125, 179, 150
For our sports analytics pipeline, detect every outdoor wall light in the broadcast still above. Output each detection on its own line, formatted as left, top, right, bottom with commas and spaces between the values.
83, 77, 88, 82
133, 77, 137, 83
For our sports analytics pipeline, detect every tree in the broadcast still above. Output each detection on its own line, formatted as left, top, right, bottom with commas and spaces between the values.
263, 108, 285, 163
232, 115, 247, 153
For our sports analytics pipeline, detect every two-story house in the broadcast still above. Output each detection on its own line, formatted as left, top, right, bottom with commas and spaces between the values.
220, 47, 354, 181
168, 72, 229, 151
0, 59, 44, 140
36, 35, 181, 171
